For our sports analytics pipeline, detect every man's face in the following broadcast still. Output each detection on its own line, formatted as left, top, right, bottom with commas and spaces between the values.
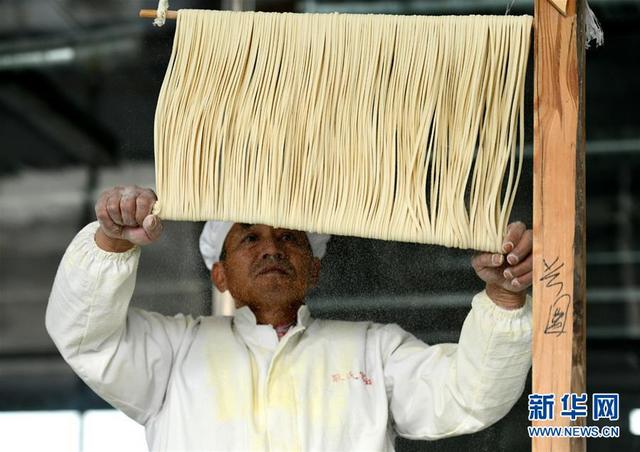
211, 224, 321, 312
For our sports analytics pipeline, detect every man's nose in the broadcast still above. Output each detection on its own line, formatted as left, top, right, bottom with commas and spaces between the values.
259, 235, 285, 259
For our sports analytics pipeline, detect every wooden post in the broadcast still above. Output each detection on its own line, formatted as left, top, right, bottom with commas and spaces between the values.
532, 0, 586, 450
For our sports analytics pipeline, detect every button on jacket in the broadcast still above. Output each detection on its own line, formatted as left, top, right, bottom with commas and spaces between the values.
46, 222, 532, 451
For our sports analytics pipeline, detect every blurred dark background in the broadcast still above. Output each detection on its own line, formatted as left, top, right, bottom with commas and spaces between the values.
0, 0, 638, 451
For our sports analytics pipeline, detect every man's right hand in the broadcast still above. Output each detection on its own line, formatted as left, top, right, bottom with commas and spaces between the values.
94, 186, 163, 252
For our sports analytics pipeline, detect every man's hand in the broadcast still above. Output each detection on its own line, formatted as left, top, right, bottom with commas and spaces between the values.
94, 186, 162, 252
471, 221, 532, 310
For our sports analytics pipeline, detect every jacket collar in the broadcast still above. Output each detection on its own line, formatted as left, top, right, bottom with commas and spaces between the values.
233, 304, 312, 346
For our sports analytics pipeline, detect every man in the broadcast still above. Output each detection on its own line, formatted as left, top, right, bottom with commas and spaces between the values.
47, 185, 533, 451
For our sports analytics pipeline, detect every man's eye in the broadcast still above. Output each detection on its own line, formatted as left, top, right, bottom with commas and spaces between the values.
243, 234, 257, 243
282, 233, 294, 241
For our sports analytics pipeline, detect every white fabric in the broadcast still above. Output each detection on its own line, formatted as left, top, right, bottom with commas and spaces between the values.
153, 0, 169, 27
47, 222, 532, 451
199, 220, 331, 270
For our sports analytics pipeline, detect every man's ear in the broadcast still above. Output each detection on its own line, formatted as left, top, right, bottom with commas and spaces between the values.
308, 257, 321, 288
211, 262, 228, 292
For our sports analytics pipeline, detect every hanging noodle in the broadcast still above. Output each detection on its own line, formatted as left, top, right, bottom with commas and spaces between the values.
153, 10, 532, 252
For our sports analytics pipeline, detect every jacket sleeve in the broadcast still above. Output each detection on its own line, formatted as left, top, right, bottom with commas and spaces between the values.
45, 222, 194, 425
380, 290, 532, 440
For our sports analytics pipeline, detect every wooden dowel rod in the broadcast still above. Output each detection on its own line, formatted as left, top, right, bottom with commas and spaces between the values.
139, 9, 178, 20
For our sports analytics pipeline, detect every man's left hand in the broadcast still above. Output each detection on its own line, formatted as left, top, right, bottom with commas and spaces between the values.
471, 221, 532, 310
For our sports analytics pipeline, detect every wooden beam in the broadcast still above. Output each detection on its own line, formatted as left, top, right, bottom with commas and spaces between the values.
532, 0, 586, 451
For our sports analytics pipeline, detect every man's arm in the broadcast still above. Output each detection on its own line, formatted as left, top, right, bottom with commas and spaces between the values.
381, 221, 533, 439
46, 186, 190, 425
380, 292, 531, 439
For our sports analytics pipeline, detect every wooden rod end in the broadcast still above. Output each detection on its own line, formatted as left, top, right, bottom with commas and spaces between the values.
139, 9, 178, 20
547, 0, 568, 16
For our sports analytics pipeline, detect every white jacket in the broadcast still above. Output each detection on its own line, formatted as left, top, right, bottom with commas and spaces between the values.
46, 222, 532, 452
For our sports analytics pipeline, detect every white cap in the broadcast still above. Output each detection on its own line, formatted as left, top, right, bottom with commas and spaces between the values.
199, 220, 331, 270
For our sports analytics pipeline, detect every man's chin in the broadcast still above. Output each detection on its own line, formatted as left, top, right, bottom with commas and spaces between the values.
254, 278, 294, 293
252, 280, 303, 301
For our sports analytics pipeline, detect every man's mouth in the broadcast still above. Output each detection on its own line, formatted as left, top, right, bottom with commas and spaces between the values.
257, 265, 291, 276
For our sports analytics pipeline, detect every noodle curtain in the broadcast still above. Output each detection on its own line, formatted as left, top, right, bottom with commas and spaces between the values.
154, 10, 532, 252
